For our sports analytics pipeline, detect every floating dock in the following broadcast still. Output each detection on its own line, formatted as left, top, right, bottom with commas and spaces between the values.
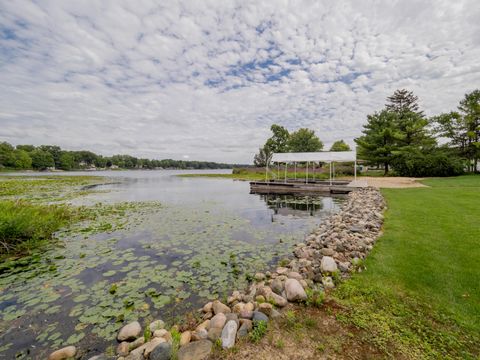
250, 179, 363, 195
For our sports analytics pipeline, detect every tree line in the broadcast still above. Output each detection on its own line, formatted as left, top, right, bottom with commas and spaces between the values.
253, 126, 351, 166
0, 143, 237, 171
356, 89, 479, 176
255, 89, 479, 176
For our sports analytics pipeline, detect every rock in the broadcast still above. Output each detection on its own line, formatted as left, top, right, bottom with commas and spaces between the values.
258, 302, 273, 316
212, 300, 231, 314
128, 337, 145, 351
287, 271, 303, 281
207, 327, 222, 341
225, 313, 239, 327
257, 286, 272, 297
270, 309, 282, 319
244, 302, 254, 312
237, 319, 252, 339
88, 356, 108, 360
255, 295, 265, 303
252, 311, 269, 323
178, 340, 212, 360
350, 225, 363, 233
117, 342, 130, 356
196, 320, 210, 332
276, 267, 288, 275
300, 280, 308, 289
118, 321, 142, 341
266, 292, 288, 307
144, 337, 166, 358
320, 256, 338, 273
254, 272, 265, 281
270, 278, 284, 294
202, 312, 213, 320
149, 342, 172, 360
322, 276, 335, 289
153, 329, 168, 338
149, 320, 165, 333
239, 310, 254, 319
48, 346, 77, 360
202, 302, 213, 313
209, 313, 227, 329
285, 278, 307, 301
191, 328, 208, 341
180, 331, 192, 346
232, 302, 245, 313
321, 247, 335, 256
221, 320, 238, 349
125, 345, 147, 360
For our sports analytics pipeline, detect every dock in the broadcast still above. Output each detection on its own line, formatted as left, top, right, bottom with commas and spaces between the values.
250, 179, 364, 195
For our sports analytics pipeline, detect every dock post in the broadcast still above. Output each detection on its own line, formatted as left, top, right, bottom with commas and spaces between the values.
284, 163, 287, 183
306, 161, 309, 184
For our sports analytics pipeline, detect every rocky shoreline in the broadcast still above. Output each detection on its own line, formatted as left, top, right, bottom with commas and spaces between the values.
48, 187, 385, 360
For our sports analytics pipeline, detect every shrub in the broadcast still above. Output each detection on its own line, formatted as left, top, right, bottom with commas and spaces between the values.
391, 149, 465, 177
250, 320, 268, 343
0, 200, 76, 254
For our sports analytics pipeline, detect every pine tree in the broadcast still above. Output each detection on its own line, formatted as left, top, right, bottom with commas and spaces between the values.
385, 89, 423, 116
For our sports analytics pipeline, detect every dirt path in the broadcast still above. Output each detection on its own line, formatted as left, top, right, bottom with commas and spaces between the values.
345, 177, 427, 188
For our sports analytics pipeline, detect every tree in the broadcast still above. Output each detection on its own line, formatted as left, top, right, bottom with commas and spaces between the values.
264, 124, 290, 153
432, 90, 480, 172
40, 145, 62, 168
16, 144, 35, 153
385, 89, 423, 116
0, 142, 15, 167
13, 150, 32, 169
355, 110, 402, 174
253, 147, 271, 167
58, 152, 75, 170
330, 140, 351, 151
30, 149, 55, 170
287, 128, 323, 152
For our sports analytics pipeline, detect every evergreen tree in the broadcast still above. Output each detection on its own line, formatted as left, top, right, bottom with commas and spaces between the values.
355, 110, 402, 174
385, 89, 423, 116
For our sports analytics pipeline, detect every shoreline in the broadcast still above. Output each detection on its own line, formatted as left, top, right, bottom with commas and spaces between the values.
52, 187, 384, 360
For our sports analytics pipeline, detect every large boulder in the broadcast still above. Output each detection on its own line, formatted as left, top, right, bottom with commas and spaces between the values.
209, 313, 227, 329
284, 278, 307, 301
178, 340, 212, 360
48, 346, 76, 360
320, 256, 338, 273
117, 321, 142, 341
149, 342, 172, 360
221, 320, 238, 349
212, 300, 231, 314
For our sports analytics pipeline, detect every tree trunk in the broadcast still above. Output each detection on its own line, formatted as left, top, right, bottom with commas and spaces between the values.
384, 162, 389, 175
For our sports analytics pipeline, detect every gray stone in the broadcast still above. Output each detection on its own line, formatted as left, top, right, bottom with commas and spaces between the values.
239, 310, 253, 319
225, 313, 239, 327
270, 278, 284, 294
149, 342, 172, 360
287, 271, 303, 281
284, 278, 307, 301
237, 320, 252, 339
266, 292, 288, 307
209, 313, 226, 329
221, 320, 238, 349
252, 311, 269, 323
87, 356, 107, 360
322, 276, 335, 289
320, 256, 338, 273
149, 319, 165, 333
320, 247, 335, 256
118, 321, 142, 341
207, 327, 222, 341
178, 340, 212, 360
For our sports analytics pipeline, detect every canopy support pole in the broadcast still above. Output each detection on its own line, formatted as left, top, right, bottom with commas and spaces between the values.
306, 161, 309, 184
329, 162, 332, 186
284, 162, 287, 184
294, 162, 296, 180
277, 163, 279, 181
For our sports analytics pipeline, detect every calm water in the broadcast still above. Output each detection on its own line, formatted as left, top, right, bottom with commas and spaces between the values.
0, 170, 343, 358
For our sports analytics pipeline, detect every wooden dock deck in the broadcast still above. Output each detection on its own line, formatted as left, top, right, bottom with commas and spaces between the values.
250, 179, 361, 195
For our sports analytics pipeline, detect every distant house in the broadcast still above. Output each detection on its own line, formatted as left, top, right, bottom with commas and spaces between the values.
110, 164, 119, 169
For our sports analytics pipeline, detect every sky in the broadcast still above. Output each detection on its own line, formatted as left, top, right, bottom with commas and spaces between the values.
0, 1, 479, 163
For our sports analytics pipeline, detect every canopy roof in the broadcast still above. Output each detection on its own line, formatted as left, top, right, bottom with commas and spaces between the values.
270, 151, 356, 163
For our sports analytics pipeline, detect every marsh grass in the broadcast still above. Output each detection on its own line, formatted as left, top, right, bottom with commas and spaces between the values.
0, 200, 79, 255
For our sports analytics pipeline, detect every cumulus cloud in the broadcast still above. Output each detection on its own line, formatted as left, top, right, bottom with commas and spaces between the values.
0, 0, 479, 163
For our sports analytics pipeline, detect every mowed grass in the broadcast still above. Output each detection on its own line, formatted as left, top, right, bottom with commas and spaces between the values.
334, 175, 480, 358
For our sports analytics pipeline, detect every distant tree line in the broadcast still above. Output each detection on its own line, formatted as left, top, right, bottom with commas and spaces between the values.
0, 143, 238, 171
356, 89, 479, 176
253, 125, 351, 166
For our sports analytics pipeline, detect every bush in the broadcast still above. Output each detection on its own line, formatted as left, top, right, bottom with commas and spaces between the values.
0, 200, 75, 254
391, 149, 465, 177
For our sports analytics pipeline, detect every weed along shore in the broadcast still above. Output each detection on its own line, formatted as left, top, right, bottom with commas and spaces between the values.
47, 187, 384, 360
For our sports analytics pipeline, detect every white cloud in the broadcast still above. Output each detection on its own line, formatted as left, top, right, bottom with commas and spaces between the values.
0, 0, 479, 163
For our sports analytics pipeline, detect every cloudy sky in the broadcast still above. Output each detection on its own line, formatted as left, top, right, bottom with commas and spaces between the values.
1, 1, 479, 163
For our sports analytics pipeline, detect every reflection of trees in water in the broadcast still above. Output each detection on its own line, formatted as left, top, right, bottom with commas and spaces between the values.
260, 194, 325, 217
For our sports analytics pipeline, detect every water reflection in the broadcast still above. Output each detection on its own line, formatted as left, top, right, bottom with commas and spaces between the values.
260, 194, 344, 218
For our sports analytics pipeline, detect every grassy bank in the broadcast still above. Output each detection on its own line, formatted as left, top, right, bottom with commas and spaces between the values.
178, 168, 331, 181
0, 200, 80, 255
334, 175, 480, 358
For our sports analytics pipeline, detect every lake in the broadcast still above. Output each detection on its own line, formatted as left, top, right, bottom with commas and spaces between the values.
0, 170, 344, 358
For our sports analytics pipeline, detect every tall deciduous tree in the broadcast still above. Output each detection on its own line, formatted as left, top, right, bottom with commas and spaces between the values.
355, 110, 402, 174
253, 147, 271, 167
288, 128, 323, 152
330, 140, 351, 151
432, 90, 480, 172
264, 124, 290, 153
30, 149, 55, 170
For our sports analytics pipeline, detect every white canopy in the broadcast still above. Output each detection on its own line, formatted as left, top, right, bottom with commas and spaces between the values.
270, 151, 356, 163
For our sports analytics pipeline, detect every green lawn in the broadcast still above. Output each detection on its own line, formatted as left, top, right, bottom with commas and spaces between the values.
334, 175, 480, 359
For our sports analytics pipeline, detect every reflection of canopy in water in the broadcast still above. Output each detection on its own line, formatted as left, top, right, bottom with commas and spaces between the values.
267, 151, 358, 184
